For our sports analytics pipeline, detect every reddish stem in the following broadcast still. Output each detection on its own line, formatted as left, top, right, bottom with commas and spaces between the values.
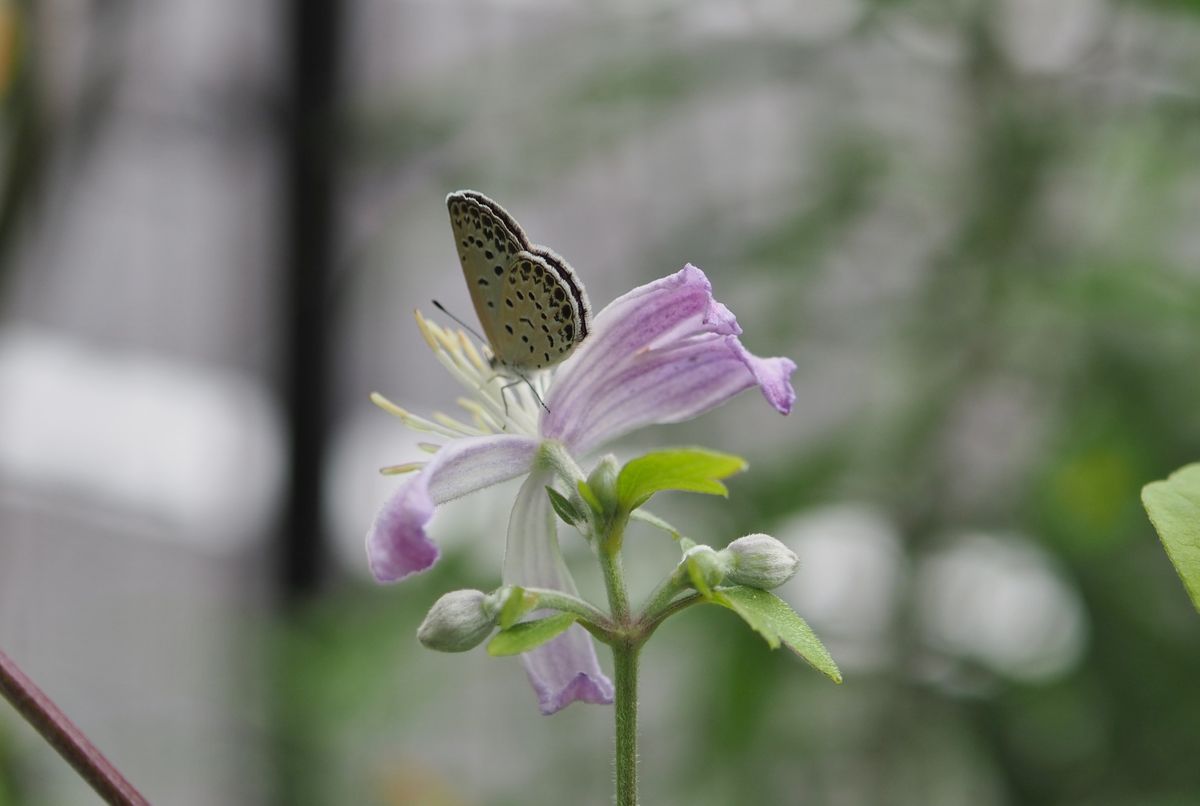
0, 647, 150, 805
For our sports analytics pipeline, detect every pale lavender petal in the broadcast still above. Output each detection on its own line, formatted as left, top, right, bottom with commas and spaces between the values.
542, 264, 796, 454
504, 469, 614, 714
366, 434, 539, 582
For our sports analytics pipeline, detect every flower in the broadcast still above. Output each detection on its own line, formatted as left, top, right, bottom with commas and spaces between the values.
366, 264, 796, 713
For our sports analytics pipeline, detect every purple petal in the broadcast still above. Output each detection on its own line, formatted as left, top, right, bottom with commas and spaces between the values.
542, 264, 797, 454
366, 434, 539, 582
505, 470, 614, 714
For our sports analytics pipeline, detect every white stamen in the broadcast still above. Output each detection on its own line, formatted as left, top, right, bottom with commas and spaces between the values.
370, 392, 471, 439
379, 312, 546, 449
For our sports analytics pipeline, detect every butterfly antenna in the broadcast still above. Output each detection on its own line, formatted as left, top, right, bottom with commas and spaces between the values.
432, 300, 489, 345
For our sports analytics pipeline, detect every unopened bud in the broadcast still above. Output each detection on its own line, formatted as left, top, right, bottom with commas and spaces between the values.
417, 589, 498, 652
586, 454, 621, 514
720, 534, 799, 590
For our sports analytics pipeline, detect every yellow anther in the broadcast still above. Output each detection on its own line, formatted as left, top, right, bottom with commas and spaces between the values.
413, 310, 440, 351
370, 392, 409, 419
380, 462, 425, 476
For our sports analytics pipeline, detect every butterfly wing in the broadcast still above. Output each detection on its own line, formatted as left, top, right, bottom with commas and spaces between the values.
527, 245, 590, 341
446, 190, 591, 372
446, 190, 532, 350
491, 250, 588, 371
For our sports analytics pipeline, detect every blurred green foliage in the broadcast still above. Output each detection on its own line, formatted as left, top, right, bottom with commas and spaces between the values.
1, 0, 1197, 804
325, 2, 1200, 804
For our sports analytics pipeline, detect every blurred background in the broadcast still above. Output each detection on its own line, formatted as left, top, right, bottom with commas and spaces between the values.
0, 0, 1198, 804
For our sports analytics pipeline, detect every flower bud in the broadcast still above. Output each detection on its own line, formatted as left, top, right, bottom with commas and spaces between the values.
683, 544, 729, 590
417, 589, 498, 652
720, 533, 799, 590
586, 454, 621, 514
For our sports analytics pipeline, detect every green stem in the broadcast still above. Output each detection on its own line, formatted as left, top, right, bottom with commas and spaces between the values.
597, 510, 639, 805
641, 591, 704, 637
600, 548, 632, 624
520, 587, 613, 630
613, 640, 640, 806
599, 512, 632, 623
639, 565, 689, 623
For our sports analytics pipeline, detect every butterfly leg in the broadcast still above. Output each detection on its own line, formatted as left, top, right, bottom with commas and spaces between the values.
497, 380, 522, 422
497, 375, 549, 417
516, 373, 550, 413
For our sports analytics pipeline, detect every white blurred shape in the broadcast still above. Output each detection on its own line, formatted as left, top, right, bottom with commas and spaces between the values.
685, 0, 863, 41
917, 533, 1088, 683
0, 327, 281, 553
996, 0, 1106, 73
778, 503, 904, 669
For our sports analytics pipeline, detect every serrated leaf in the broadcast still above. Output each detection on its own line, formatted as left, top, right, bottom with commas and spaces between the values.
713, 586, 842, 683
546, 486, 584, 527
630, 509, 682, 540
487, 613, 578, 657
497, 586, 540, 631
616, 448, 748, 511
1142, 463, 1200, 613
577, 480, 604, 515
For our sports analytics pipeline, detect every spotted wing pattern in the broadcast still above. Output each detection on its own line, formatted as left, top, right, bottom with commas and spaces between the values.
446, 190, 591, 371
446, 191, 531, 351
527, 245, 590, 341
489, 250, 588, 371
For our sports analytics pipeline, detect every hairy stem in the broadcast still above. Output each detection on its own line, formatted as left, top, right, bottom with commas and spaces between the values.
639, 565, 689, 624
612, 640, 640, 806
641, 591, 704, 637
600, 548, 632, 624
599, 512, 632, 624
598, 512, 639, 805
521, 586, 614, 631
0, 648, 149, 806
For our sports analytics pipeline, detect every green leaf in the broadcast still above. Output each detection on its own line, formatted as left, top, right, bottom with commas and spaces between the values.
497, 586, 540, 631
487, 613, 578, 657
546, 486, 584, 527
1142, 463, 1200, 613
616, 448, 748, 510
630, 508, 683, 540
577, 480, 604, 515
712, 586, 842, 683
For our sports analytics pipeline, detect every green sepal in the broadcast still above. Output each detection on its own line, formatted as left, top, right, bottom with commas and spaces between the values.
686, 556, 715, 601
497, 586, 540, 631
711, 586, 842, 683
487, 612, 579, 657
577, 480, 604, 515
616, 448, 747, 511
630, 509, 683, 540
546, 486, 584, 528
1142, 463, 1200, 613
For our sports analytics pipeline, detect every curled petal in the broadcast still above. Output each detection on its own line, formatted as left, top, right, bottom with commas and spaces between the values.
504, 469, 614, 714
366, 434, 539, 582
542, 264, 796, 453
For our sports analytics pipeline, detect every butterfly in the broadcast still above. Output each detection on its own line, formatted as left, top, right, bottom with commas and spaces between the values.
446, 190, 590, 374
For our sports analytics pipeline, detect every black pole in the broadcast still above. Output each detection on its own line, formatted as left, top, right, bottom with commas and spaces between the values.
279, 0, 341, 604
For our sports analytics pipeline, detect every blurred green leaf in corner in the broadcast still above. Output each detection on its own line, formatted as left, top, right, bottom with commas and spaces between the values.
1142, 463, 1200, 613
